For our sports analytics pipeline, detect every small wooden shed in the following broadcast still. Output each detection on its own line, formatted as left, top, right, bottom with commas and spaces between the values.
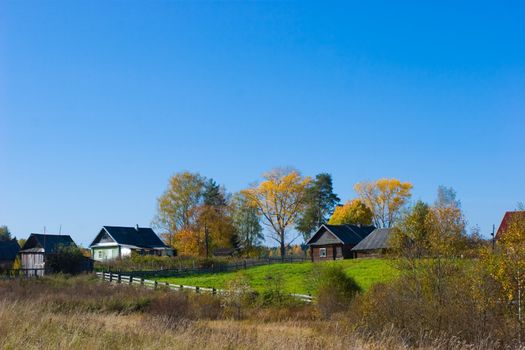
306, 224, 375, 261
19, 233, 76, 276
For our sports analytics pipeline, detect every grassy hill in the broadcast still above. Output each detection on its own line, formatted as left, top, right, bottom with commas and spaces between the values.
155, 258, 397, 295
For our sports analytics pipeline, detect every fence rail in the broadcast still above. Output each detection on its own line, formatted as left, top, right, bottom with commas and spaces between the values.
101, 256, 308, 278
96, 271, 313, 303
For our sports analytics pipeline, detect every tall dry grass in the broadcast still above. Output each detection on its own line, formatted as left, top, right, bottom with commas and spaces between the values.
0, 275, 515, 350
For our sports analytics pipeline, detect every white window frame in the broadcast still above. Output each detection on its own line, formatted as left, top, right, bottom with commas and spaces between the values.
319, 247, 327, 258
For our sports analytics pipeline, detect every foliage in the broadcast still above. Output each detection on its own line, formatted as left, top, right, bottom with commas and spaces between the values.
242, 168, 311, 259
390, 200, 431, 259
328, 199, 373, 226
230, 192, 264, 256
155, 171, 205, 246
0, 225, 12, 241
310, 264, 361, 317
354, 178, 413, 228
45, 245, 87, 274
435, 185, 461, 208
483, 214, 525, 340
296, 173, 340, 242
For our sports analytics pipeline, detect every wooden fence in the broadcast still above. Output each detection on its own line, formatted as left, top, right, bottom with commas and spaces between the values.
106, 256, 308, 278
0, 268, 46, 278
95, 271, 313, 303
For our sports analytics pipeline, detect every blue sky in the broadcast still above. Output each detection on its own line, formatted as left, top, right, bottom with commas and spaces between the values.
1, 1, 524, 246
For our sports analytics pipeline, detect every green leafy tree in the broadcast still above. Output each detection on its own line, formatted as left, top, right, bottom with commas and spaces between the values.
0, 226, 12, 241
296, 173, 340, 242
231, 193, 264, 256
328, 199, 373, 226
390, 200, 431, 259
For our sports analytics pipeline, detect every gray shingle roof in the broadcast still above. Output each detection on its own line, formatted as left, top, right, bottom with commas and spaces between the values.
351, 228, 392, 251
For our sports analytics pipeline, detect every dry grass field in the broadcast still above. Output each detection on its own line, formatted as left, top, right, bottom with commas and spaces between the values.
0, 274, 503, 350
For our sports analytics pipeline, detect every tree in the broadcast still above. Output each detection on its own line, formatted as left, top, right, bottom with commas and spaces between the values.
354, 178, 413, 228
0, 226, 12, 241
296, 173, 340, 242
328, 199, 373, 226
483, 215, 525, 340
241, 168, 311, 260
390, 200, 431, 259
231, 193, 264, 256
200, 178, 230, 257
435, 185, 461, 208
154, 171, 205, 247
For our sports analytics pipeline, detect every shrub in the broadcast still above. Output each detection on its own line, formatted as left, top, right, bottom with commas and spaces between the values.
309, 264, 361, 317
46, 245, 88, 274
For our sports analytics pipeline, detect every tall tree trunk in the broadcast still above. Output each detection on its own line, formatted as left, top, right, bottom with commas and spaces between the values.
280, 230, 286, 261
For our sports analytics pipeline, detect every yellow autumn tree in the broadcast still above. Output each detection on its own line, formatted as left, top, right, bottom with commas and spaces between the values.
241, 168, 311, 260
354, 178, 413, 228
483, 214, 525, 339
328, 199, 373, 226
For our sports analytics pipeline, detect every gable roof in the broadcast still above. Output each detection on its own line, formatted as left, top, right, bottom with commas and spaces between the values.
496, 211, 525, 240
21, 234, 75, 253
351, 228, 392, 251
0, 239, 20, 261
90, 226, 168, 249
306, 224, 376, 246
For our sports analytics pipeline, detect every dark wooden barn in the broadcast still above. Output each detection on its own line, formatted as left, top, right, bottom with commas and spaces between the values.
0, 239, 21, 271
306, 224, 376, 261
19, 233, 76, 276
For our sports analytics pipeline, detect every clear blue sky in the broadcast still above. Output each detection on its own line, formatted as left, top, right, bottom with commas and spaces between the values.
1, 1, 524, 246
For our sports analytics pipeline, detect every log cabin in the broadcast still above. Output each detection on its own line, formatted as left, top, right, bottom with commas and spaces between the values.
306, 224, 376, 261
351, 228, 392, 257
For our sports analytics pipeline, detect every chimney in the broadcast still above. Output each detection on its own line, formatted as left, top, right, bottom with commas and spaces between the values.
135, 224, 139, 231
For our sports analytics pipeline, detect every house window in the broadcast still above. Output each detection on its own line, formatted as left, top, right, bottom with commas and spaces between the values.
98, 251, 103, 259
319, 248, 327, 258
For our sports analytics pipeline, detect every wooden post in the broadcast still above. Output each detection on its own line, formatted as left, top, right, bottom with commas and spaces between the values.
212, 288, 216, 295
154, 281, 158, 289
196, 286, 199, 293
117, 272, 121, 284
141, 277, 144, 285
129, 276, 133, 285
109, 271, 113, 283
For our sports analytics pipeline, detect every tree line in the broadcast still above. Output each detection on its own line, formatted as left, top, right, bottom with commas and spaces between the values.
154, 167, 414, 258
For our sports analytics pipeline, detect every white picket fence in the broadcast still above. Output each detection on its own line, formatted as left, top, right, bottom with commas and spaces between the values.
96, 271, 313, 303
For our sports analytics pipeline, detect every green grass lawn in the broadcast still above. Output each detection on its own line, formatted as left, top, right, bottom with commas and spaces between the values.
155, 258, 397, 295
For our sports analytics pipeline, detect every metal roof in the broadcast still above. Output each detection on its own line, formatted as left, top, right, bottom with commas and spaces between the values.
90, 226, 168, 249
306, 224, 376, 246
351, 228, 392, 251
0, 239, 20, 261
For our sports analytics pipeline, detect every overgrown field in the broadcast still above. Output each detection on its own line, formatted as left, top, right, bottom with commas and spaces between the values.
155, 258, 396, 294
0, 275, 495, 350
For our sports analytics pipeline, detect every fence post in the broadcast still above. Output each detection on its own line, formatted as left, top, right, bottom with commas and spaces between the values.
154, 281, 158, 289
196, 286, 199, 293
129, 276, 133, 285
165, 282, 170, 289
117, 272, 121, 284
180, 285, 183, 291
212, 288, 216, 295
243, 260, 246, 269
141, 277, 144, 285
109, 271, 113, 283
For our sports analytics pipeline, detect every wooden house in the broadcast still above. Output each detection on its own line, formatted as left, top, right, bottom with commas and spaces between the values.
306, 224, 375, 261
89, 225, 173, 261
351, 228, 392, 257
495, 211, 525, 240
19, 233, 76, 276
0, 239, 20, 271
